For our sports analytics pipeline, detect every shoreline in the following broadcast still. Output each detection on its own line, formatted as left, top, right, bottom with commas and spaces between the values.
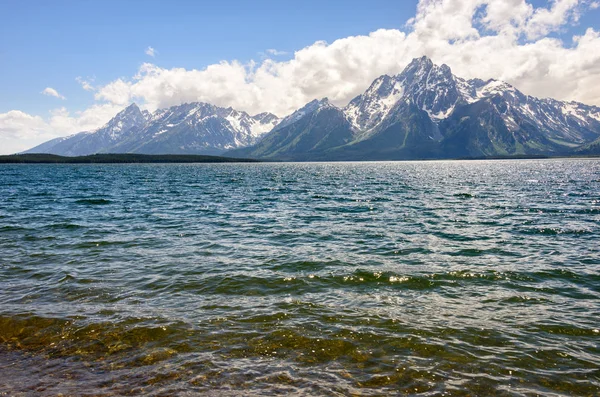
0, 153, 260, 164
1, 152, 599, 164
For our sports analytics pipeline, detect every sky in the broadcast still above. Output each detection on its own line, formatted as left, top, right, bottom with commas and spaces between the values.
1, 0, 600, 154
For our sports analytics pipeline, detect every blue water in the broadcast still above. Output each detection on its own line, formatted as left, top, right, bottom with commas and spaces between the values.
0, 159, 599, 396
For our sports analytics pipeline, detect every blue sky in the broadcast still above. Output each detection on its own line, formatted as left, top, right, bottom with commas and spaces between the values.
1, 0, 600, 154
0, 0, 415, 115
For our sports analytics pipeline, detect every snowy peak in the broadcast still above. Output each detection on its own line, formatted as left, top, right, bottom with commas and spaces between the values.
343, 56, 544, 133
229, 56, 600, 161
363, 75, 398, 98
344, 75, 404, 132
274, 56, 600, 146
112, 103, 149, 125
119, 103, 139, 115
560, 101, 600, 123
153, 102, 219, 122
25, 101, 280, 156
475, 79, 520, 101
24, 55, 600, 159
342, 56, 461, 132
248, 112, 280, 137
304, 98, 335, 111
94, 102, 149, 141
395, 56, 454, 95
140, 101, 280, 149
252, 112, 279, 125
273, 98, 337, 132
396, 57, 461, 120
402, 56, 434, 76
313, 98, 337, 112
222, 107, 280, 139
396, 56, 435, 88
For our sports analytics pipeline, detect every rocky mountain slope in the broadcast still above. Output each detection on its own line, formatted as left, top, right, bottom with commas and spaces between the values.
26, 56, 600, 160
26, 103, 280, 156
230, 56, 600, 160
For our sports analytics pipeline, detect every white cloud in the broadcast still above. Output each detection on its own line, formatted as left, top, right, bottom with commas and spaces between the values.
76, 76, 95, 91
266, 49, 288, 56
95, 78, 132, 105
3, 0, 600, 154
92, 1, 600, 117
0, 110, 49, 154
523, 0, 581, 40
41, 87, 66, 100
47, 104, 126, 135
0, 104, 125, 154
145, 46, 156, 57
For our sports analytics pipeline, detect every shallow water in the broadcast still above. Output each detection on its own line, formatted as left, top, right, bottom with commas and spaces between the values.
0, 159, 599, 396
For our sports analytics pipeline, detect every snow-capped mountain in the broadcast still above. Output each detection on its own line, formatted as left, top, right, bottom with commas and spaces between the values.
26, 104, 151, 157
108, 102, 280, 155
344, 75, 404, 133
271, 98, 336, 132
25, 103, 280, 156
231, 56, 600, 160
236, 98, 353, 161
346, 56, 600, 139
343, 56, 468, 135
25, 56, 600, 159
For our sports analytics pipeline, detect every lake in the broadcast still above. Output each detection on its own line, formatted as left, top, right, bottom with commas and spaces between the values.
1, 159, 599, 395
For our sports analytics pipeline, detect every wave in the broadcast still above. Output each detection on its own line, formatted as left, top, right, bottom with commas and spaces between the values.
75, 198, 112, 205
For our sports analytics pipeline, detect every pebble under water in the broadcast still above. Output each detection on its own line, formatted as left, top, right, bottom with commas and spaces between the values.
0, 159, 599, 396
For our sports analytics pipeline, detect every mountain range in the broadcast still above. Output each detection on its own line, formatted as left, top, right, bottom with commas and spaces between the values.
27, 103, 280, 156
26, 56, 600, 160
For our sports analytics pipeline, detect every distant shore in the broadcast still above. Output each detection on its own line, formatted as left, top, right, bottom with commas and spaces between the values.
0, 153, 260, 164
1, 153, 598, 164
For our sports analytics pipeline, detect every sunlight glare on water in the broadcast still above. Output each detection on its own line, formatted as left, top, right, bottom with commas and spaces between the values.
0, 159, 599, 396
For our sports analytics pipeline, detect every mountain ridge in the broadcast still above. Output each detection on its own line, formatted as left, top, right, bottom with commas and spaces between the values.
229, 56, 600, 160
25, 56, 600, 160
25, 102, 280, 156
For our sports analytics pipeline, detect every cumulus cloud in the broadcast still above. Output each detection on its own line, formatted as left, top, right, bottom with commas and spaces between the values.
145, 46, 156, 57
46, 103, 127, 135
0, 104, 125, 154
0, 110, 55, 154
41, 87, 66, 100
523, 0, 581, 40
91, 0, 600, 117
266, 49, 288, 56
2, 0, 600, 154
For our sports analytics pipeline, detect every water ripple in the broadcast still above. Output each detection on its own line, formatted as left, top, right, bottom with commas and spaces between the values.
1, 159, 599, 396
